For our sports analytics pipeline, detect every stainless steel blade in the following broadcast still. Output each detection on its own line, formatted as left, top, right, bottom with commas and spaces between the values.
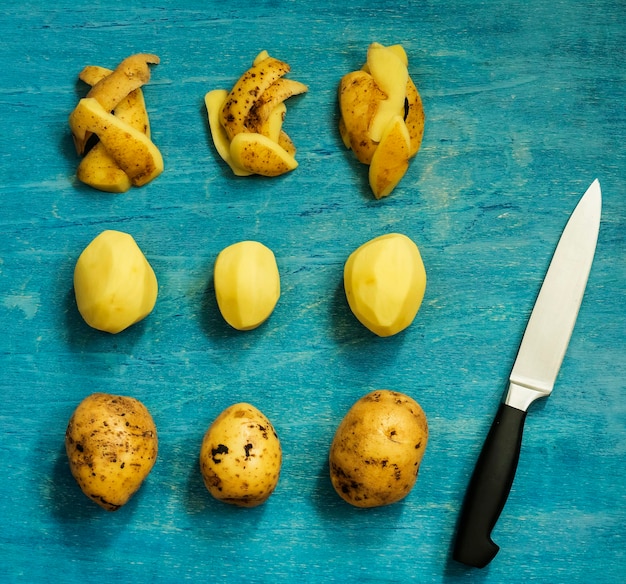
506, 179, 601, 410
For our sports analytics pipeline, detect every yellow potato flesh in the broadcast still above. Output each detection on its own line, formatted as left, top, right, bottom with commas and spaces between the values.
205, 89, 252, 176
74, 230, 158, 334
366, 43, 409, 143
214, 241, 280, 330
260, 101, 287, 143
344, 233, 426, 337
199, 402, 282, 507
361, 44, 408, 72
369, 114, 411, 199
65, 392, 158, 511
253, 50, 270, 65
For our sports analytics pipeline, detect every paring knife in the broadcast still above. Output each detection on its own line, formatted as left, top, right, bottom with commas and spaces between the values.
452, 179, 602, 568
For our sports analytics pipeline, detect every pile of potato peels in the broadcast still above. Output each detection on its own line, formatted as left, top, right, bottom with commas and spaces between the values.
205, 50, 308, 177
69, 53, 163, 193
68, 43, 425, 199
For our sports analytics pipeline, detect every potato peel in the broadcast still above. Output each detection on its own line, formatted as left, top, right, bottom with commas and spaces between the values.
70, 98, 163, 186
246, 78, 308, 133
207, 51, 307, 177
219, 56, 291, 141
69, 53, 162, 192
369, 115, 411, 199
86, 53, 159, 116
230, 132, 298, 177
339, 42, 425, 199
205, 89, 252, 177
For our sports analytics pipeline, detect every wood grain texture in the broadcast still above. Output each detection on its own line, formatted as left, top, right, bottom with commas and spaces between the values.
1, 0, 625, 582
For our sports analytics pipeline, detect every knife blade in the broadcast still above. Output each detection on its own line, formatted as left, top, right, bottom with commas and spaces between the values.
452, 179, 602, 568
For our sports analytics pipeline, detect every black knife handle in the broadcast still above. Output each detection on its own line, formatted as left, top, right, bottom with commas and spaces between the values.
453, 403, 527, 568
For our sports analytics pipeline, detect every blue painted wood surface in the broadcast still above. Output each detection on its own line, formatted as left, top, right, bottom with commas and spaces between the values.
1, 0, 624, 582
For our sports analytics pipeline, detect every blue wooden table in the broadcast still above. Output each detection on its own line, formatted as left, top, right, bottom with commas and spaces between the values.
1, 1, 624, 582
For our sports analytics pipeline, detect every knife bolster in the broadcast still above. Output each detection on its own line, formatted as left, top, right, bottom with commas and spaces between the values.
504, 382, 550, 412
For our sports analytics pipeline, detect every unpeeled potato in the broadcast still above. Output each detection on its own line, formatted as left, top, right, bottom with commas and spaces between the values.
65, 393, 158, 511
199, 403, 282, 507
329, 390, 428, 508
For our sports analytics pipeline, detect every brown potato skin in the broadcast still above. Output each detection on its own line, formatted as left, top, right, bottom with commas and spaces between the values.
405, 76, 425, 158
65, 393, 158, 511
338, 70, 384, 164
199, 403, 282, 507
329, 390, 428, 508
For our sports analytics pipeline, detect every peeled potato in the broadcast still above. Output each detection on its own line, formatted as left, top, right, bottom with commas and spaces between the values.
344, 233, 426, 337
73, 230, 158, 334
213, 240, 280, 330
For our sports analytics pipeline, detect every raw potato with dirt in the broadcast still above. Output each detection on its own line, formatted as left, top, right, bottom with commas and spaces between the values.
199, 403, 282, 507
329, 390, 428, 508
65, 393, 158, 511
